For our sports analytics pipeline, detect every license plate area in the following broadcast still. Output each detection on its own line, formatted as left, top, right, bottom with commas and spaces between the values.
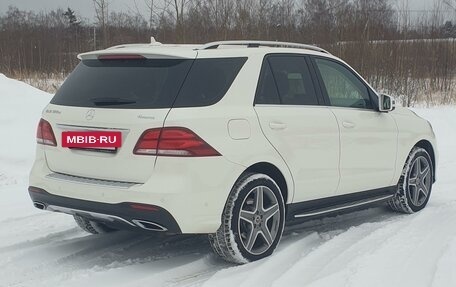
62, 131, 122, 150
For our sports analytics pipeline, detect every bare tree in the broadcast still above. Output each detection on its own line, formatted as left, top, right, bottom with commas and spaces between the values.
1, 2, 455, 105
145, 0, 156, 30
93, 0, 110, 47
165, 0, 192, 41
444, 0, 456, 10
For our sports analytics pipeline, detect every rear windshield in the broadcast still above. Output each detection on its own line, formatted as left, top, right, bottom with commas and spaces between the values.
51, 57, 247, 109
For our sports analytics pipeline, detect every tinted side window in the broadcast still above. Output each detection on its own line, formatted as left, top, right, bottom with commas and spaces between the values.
174, 57, 247, 107
268, 56, 319, 105
255, 60, 281, 104
315, 58, 372, 109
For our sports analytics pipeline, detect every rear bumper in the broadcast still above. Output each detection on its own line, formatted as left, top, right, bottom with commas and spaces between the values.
29, 186, 181, 233
29, 149, 246, 233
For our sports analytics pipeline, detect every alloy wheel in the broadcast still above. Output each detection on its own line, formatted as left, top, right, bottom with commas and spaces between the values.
408, 156, 432, 206
238, 186, 281, 255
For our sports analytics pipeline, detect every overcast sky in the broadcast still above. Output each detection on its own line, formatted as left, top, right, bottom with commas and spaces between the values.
0, 0, 449, 23
0, 0, 152, 21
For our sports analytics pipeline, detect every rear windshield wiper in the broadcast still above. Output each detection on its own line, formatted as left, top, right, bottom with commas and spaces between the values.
90, 97, 136, 106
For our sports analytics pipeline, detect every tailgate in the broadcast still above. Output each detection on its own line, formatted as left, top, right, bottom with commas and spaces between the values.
41, 54, 197, 183
43, 105, 168, 183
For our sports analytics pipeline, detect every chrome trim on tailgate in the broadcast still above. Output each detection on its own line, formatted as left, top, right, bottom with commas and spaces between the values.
45, 172, 140, 188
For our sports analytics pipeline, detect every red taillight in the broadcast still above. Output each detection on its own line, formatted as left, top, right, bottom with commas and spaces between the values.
133, 127, 221, 157
98, 54, 145, 60
36, 118, 57, 146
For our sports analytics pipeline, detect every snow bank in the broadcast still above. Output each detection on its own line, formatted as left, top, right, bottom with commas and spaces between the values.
0, 73, 51, 164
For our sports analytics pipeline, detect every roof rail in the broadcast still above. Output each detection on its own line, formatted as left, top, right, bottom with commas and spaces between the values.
198, 40, 330, 54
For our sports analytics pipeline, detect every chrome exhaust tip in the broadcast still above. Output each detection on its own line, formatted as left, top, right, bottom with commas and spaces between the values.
132, 219, 167, 232
33, 201, 46, 210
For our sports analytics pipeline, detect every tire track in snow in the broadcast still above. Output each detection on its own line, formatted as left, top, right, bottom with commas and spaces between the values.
2, 233, 211, 287
336, 204, 456, 287
270, 213, 410, 287
278, 203, 456, 287
141, 255, 230, 287
200, 232, 322, 287
431, 238, 456, 287
76, 234, 209, 269
2, 232, 141, 286
54, 254, 221, 287
0, 226, 82, 255
42, 239, 216, 287
0, 212, 48, 225
198, 207, 398, 287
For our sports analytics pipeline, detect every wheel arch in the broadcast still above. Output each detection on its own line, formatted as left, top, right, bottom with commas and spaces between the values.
414, 139, 436, 182
242, 162, 290, 204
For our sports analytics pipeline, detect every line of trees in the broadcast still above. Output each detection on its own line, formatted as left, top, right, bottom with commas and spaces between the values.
0, 0, 455, 105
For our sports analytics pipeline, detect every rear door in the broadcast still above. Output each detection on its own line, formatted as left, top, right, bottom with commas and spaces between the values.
43, 55, 196, 183
254, 55, 340, 202
311, 57, 398, 194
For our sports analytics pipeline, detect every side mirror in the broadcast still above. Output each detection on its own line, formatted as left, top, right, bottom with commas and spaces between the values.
379, 94, 395, 112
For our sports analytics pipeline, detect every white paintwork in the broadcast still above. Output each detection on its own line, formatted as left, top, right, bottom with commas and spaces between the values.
42, 105, 169, 183
389, 107, 438, 184
29, 41, 437, 234
254, 105, 340, 202
227, 119, 251, 140
330, 107, 398, 195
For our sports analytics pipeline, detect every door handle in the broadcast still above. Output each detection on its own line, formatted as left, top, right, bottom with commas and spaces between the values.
342, 121, 356, 128
269, 122, 287, 130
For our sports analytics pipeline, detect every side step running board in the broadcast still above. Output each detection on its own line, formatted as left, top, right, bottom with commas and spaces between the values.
294, 194, 394, 218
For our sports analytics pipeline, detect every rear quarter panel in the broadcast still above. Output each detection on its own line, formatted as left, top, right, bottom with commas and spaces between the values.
161, 53, 295, 204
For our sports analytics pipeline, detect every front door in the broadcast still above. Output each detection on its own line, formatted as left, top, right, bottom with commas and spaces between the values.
312, 57, 398, 195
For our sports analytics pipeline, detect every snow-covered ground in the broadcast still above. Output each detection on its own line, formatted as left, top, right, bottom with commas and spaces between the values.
0, 74, 455, 287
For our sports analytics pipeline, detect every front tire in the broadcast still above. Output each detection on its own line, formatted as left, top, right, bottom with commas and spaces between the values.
388, 147, 433, 213
209, 173, 285, 264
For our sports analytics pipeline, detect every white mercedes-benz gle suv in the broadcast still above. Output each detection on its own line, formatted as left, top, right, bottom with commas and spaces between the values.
29, 40, 437, 264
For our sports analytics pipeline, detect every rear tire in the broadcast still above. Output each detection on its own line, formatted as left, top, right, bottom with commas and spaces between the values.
73, 215, 117, 234
209, 173, 285, 264
388, 147, 433, 213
